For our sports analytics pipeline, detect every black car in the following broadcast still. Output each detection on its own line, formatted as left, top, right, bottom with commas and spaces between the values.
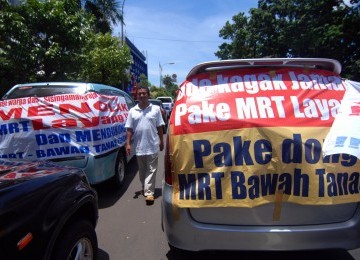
0, 159, 99, 260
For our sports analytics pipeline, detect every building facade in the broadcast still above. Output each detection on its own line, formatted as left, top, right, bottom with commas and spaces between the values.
125, 37, 147, 100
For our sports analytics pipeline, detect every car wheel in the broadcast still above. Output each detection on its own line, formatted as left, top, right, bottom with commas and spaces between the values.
113, 151, 126, 188
52, 220, 98, 260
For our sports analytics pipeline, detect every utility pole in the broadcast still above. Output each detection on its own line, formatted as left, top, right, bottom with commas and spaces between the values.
121, 0, 126, 45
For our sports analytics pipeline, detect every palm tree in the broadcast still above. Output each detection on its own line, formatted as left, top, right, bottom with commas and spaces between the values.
82, 0, 123, 33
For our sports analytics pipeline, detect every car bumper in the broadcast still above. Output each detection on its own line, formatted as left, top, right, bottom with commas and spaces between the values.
162, 183, 360, 251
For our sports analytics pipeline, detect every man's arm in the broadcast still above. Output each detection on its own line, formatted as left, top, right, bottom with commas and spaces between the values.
157, 126, 164, 151
126, 128, 133, 156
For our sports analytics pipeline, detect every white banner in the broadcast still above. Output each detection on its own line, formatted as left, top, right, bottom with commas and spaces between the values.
0, 92, 129, 160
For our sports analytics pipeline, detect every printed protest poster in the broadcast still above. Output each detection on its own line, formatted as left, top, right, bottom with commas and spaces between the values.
169, 67, 360, 208
0, 92, 129, 161
323, 80, 360, 159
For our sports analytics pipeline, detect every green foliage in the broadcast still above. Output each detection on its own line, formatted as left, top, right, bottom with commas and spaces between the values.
150, 85, 176, 99
0, 0, 95, 94
80, 32, 131, 87
162, 74, 178, 97
83, 0, 123, 33
0, 0, 131, 96
138, 73, 151, 88
216, 0, 360, 80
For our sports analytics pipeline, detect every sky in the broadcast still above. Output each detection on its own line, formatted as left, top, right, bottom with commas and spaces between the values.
113, 0, 259, 87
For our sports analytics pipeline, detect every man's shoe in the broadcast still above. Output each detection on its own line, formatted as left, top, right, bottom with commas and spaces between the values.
146, 195, 154, 202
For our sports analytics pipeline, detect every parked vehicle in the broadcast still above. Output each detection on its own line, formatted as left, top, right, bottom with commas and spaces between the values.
1, 82, 136, 188
156, 96, 173, 118
162, 58, 360, 251
149, 99, 168, 130
0, 158, 98, 259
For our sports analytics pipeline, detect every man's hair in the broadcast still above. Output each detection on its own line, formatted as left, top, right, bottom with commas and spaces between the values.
137, 85, 150, 95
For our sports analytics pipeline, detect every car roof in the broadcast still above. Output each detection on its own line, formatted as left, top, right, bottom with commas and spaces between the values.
186, 58, 341, 79
9, 82, 124, 91
2, 82, 130, 99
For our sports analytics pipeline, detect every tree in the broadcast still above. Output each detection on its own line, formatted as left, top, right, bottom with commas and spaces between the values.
216, 0, 360, 80
0, 0, 94, 93
162, 74, 178, 98
80, 32, 131, 87
82, 0, 123, 33
150, 86, 172, 99
138, 73, 151, 88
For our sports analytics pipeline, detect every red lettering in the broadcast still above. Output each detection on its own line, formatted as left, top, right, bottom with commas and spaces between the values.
52, 119, 78, 128
59, 102, 92, 114
28, 105, 55, 117
93, 101, 128, 112
32, 119, 51, 130
0, 108, 22, 120
93, 101, 108, 112
79, 117, 100, 127
100, 115, 125, 124
350, 102, 360, 116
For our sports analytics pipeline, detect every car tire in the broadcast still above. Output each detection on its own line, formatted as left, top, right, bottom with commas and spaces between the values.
112, 150, 126, 189
52, 220, 98, 260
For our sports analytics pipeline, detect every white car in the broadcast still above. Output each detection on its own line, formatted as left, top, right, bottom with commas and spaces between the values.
156, 96, 173, 117
1, 82, 136, 189
162, 58, 360, 252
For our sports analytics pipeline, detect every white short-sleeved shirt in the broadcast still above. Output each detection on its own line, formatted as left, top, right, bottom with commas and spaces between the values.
125, 103, 165, 156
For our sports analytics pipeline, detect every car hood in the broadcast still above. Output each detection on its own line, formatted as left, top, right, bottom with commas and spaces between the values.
0, 160, 76, 188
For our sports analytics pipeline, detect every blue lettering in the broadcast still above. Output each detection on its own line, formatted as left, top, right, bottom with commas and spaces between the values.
178, 173, 197, 200
231, 171, 247, 199
304, 138, 321, 164
76, 130, 92, 142
193, 140, 211, 168
248, 175, 260, 199
282, 134, 302, 163
260, 174, 278, 196
197, 173, 211, 200
213, 142, 232, 166
316, 168, 325, 197
233, 136, 254, 165
254, 139, 272, 164
212, 172, 224, 199
293, 168, 309, 196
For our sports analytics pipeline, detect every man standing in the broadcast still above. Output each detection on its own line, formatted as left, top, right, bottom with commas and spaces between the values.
125, 86, 165, 204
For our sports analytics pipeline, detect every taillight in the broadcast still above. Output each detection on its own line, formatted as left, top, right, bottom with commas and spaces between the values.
164, 134, 172, 185
17, 232, 33, 251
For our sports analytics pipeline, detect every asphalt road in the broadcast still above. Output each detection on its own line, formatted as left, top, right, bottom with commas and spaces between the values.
94, 141, 360, 260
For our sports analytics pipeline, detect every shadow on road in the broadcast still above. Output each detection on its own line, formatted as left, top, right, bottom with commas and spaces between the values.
166, 248, 355, 260
93, 157, 138, 209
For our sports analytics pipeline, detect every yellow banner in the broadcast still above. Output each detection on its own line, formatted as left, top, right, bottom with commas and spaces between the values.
170, 127, 360, 208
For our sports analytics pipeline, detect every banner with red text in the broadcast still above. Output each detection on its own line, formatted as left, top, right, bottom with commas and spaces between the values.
0, 92, 129, 160
169, 67, 360, 208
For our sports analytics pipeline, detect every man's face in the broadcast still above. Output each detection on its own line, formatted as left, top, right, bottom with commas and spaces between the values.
137, 88, 149, 102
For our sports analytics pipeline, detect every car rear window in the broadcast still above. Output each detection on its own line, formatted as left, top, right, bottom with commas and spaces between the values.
4, 85, 85, 99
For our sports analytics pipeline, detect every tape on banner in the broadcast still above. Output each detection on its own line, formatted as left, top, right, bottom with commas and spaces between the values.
273, 189, 284, 221
172, 204, 180, 221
